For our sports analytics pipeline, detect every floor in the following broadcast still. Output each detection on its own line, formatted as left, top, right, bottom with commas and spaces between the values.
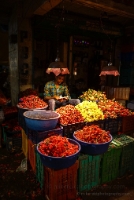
0, 145, 134, 200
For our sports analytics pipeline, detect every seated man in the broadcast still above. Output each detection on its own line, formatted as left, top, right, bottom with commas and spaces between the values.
44, 74, 80, 111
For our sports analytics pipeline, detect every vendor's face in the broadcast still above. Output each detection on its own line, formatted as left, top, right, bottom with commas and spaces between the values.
55, 75, 65, 85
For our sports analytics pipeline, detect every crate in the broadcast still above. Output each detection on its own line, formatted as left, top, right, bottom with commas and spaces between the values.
28, 139, 36, 173
100, 140, 122, 184
121, 115, 134, 133
114, 135, 134, 176
22, 129, 28, 158
36, 151, 45, 189
6, 130, 22, 151
114, 87, 130, 100
61, 122, 86, 138
77, 154, 101, 192
44, 161, 78, 200
28, 126, 63, 144
105, 87, 130, 100
104, 117, 122, 135
86, 120, 105, 129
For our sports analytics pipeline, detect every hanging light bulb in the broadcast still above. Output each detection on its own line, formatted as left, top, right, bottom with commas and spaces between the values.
99, 16, 120, 77
73, 62, 78, 76
46, 48, 70, 76
46, 1, 70, 76
99, 41, 120, 76
73, 67, 77, 76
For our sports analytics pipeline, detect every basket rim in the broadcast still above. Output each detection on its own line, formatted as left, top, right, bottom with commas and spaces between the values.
23, 110, 60, 120
37, 138, 81, 158
73, 131, 112, 145
17, 104, 48, 110
60, 121, 85, 126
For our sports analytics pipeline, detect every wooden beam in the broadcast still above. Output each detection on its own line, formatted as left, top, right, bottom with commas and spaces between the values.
72, 0, 134, 19
21, 0, 47, 17
34, 0, 62, 15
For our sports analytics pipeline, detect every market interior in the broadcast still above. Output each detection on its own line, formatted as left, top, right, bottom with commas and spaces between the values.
0, 1, 134, 200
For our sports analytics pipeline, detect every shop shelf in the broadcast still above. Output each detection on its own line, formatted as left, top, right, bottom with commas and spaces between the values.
28, 139, 36, 174
27, 126, 63, 144
44, 161, 78, 200
61, 122, 86, 138
22, 129, 28, 158
114, 135, 134, 176
77, 154, 101, 192
104, 117, 122, 135
100, 140, 122, 184
35, 150, 45, 189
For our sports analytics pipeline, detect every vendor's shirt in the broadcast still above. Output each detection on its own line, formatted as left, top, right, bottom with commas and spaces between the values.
44, 81, 70, 98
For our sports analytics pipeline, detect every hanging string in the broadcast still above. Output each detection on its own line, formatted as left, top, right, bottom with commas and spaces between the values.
100, 15, 116, 65
55, 0, 65, 62
100, 15, 113, 43
55, 25, 60, 62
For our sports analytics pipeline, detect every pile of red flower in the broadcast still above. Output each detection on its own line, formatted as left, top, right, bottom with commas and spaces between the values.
18, 95, 47, 109
56, 105, 84, 125
38, 135, 79, 157
98, 99, 133, 118
3, 106, 18, 115
74, 125, 111, 144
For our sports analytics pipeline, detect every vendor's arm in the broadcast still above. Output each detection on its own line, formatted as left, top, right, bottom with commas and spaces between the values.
44, 95, 60, 100
64, 85, 71, 99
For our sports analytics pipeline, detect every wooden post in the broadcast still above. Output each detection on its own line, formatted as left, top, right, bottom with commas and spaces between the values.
9, 6, 19, 106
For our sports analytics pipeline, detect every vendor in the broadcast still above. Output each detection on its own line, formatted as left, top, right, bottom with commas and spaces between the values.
44, 74, 80, 110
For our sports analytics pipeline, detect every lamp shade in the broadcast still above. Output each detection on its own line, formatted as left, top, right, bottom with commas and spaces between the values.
46, 61, 70, 76
99, 65, 120, 76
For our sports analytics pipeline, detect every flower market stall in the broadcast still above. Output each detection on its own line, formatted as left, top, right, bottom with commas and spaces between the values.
1, 88, 134, 200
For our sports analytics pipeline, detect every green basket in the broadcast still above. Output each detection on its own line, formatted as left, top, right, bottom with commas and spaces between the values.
114, 135, 134, 176
100, 140, 122, 184
77, 153, 101, 192
36, 151, 44, 189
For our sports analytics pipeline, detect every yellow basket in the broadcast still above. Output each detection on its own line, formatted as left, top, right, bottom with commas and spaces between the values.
22, 129, 28, 158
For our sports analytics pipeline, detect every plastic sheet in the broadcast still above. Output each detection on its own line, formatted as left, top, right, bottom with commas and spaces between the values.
16, 158, 27, 172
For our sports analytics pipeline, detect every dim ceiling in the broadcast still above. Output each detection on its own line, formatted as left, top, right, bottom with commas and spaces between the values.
0, 0, 134, 39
